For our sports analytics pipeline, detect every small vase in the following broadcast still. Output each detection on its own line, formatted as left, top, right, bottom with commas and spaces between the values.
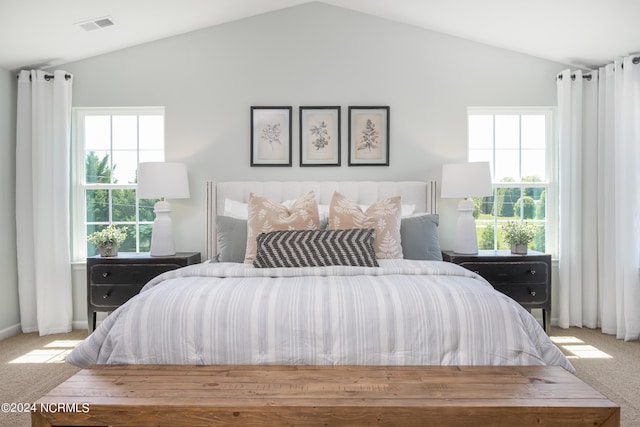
510, 243, 528, 255
99, 244, 118, 257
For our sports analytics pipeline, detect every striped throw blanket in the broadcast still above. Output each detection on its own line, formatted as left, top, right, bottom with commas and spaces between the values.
67, 259, 574, 372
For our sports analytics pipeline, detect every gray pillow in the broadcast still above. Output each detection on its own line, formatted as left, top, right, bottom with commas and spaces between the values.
215, 216, 247, 263
400, 214, 442, 261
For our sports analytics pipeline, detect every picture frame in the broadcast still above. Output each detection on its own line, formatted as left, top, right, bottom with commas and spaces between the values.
348, 106, 390, 166
250, 106, 292, 166
299, 106, 341, 166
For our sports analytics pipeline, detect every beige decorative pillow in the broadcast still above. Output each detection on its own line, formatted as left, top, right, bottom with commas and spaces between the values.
328, 192, 403, 259
244, 191, 320, 263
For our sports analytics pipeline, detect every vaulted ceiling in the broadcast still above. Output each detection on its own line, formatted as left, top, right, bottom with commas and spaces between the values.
1, 0, 638, 71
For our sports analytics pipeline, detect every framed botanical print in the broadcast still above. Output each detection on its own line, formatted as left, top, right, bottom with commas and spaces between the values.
299, 106, 341, 166
250, 106, 292, 166
348, 106, 390, 166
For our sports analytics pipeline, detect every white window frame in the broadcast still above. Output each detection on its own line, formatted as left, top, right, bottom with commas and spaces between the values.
467, 107, 557, 256
71, 107, 165, 262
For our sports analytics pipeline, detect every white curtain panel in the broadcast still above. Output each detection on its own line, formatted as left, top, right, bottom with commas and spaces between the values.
557, 56, 640, 341
16, 70, 73, 335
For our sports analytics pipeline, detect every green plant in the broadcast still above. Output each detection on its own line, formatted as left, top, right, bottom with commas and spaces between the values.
501, 221, 535, 245
87, 224, 128, 247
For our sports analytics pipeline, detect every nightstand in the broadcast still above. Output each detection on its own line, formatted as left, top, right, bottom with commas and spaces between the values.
86, 252, 201, 332
442, 250, 551, 333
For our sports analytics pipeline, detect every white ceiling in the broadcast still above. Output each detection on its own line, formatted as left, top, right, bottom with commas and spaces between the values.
1, 0, 639, 71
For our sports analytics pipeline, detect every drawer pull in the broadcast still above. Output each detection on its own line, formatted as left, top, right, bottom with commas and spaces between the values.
103, 290, 112, 299
529, 270, 536, 275
102, 272, 110, 278
529, 290, 536, 297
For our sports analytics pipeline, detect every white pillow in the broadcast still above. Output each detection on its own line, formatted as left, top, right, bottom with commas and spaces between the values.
401, 204, 416, 217
223, 198, 249, 219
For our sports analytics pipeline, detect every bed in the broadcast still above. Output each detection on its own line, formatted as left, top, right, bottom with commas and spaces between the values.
67, 181, 572, 373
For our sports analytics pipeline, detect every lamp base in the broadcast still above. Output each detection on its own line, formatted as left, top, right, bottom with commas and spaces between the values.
149, 200, 176, 257
453, 198, 479, 255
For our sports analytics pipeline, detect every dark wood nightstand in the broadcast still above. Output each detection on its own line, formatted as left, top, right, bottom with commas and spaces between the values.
442, 250, 551, 333
86, 252, 201, 332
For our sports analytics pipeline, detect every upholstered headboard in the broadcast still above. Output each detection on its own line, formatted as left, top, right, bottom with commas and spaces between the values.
205, 181, 437, 260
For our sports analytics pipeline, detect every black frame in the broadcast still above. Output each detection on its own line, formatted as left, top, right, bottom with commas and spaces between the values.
348, 106, 390, 166
299, 106, 341, 167
250, 106, 292, 167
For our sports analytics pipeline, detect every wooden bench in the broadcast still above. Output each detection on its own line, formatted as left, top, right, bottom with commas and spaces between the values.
32, 365, 620, 426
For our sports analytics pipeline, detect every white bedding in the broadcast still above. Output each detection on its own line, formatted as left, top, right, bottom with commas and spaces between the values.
67, 259, 574, 372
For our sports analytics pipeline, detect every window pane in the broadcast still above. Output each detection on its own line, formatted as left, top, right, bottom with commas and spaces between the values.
521, 115, 546, 149
494, 149, 519, 182
528, 222, 546, 252
139, 116, 164, 150
476, 222, 495, 250
468, 115, 493, 149
85, 151, 111, 183
86, 225, 101, 256
117, 224, 136, 252
112, 116, 138, 150
84, 116, 110, 151
86, 189, 109, 223
111, 150, 138, 184
112, 189, 137, 222
495, 115, 519, 149
495, 221, 512, 250
521, 149, 546, 180
514, 190, 536, 220
496, 187, 521, 219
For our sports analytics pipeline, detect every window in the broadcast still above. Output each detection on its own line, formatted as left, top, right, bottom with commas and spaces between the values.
72, 107, 165, 261
467, 108, 555, 253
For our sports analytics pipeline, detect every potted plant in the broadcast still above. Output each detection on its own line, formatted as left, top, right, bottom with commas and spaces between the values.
87, 225, 128, 257
501, 221, 535, 254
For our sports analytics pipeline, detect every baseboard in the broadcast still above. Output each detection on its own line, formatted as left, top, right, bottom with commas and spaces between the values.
72, 320, 89, 330
0, 323, 21, 341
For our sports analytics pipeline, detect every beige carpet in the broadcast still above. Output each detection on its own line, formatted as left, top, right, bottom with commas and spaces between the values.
0, 330, 85, 427
0, 327, 637, 427
550, 326, 640, 427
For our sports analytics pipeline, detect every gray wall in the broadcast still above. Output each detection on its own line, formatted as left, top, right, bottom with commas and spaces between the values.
60, 3, 565, 325
0, 67, 20, 338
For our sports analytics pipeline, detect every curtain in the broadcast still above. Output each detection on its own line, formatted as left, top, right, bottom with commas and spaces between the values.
16, 70, 73, 335
557, 56, 640, 341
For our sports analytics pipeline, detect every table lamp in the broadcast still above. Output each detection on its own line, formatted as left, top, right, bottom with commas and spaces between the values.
137, 162, 190, 256
441, 162, 492, 254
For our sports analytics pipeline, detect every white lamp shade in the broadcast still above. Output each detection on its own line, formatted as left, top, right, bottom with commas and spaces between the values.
137, 162, 190, 199
137, 162, 189, 257
441, 162, 492, 255
441, 162, 492, 199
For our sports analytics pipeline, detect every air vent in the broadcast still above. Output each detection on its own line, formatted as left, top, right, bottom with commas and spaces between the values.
77, 16, 116, 32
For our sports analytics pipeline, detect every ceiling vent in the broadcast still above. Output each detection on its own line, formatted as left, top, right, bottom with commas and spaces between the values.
77, 16, 116, 32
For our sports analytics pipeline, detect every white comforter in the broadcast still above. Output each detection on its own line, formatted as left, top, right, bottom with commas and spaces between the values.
67, 260, 574, 372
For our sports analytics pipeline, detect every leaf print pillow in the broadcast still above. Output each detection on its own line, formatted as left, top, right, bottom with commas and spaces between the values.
244, 191, 320, 263
328, 192, 403, 259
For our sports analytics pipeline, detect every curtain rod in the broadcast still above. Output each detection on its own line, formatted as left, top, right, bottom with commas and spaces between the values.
556, 56, 640, 81
16, 73, 72, 81
557, 74, 593, 81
